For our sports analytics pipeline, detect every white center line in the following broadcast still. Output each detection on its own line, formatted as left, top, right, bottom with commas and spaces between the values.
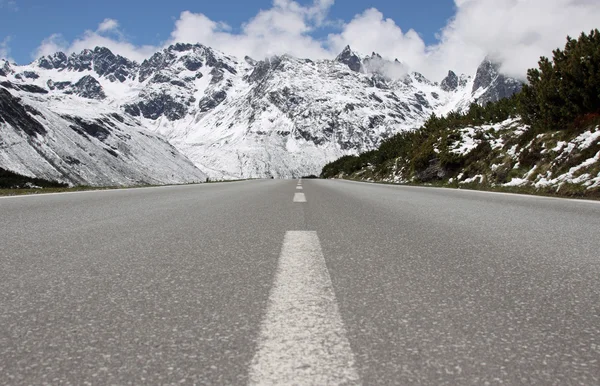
249, 231, 360, 386
296, 186, 303, 190
293, 192, 307, 202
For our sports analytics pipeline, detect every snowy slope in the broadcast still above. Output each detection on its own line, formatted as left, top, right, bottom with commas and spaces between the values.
1, 45, 521, 180
349, 118, 600, 196
0, 79, 206, 186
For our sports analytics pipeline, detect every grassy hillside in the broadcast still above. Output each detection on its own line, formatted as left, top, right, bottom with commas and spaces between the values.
321, 30, 600, 198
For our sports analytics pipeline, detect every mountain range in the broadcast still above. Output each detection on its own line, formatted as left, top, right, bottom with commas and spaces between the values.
0, 44, 522, 185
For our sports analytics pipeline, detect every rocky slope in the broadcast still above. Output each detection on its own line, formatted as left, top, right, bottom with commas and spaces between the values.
1, 45, 522, 181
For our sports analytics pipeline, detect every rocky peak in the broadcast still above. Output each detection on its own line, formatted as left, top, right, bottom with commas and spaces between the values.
37, 52, 68, 70
335, 45, 362, 72
91, 47, 138, 82
472, 57, 522, 104
39, 48, 137, 82
472, 58, 499, 93
440, 70, 459, 92
247, 56, 284, 84
70, 75, 106, 100
139, 50, 177, 82
413, 72, 433, 85
67, 49, 94, 72
0, 60, 12, 77
138, 43, 235, 83
170, 43, 196, 52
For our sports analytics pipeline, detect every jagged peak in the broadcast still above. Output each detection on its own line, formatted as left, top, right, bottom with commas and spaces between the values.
471, 56, 523, 103
92, 46, 117, 56
441, 70, 459, 92
168, 42, 197, 52
0, 59, 12, 77
412, 71, 433, 85
335, 45, 362, 72
166, 42, 217, 54
335, 45, 361, 60
70, 48, 94, 57
337, 45, 354, 55
36, 51, 68, 70
472, 56, 503, 93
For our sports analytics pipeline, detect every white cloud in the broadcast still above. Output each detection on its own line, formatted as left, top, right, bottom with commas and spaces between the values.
31, 0, 600, 81
327, 9, 428, 70
34, 19, 156, 63
431, 0, 600, 79
0, 36, 12, 61
35, 34, 68, 58
168, 0, 332, 59
97, 18, 119, 33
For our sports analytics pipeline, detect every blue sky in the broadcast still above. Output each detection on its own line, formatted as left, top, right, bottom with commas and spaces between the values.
1, 0, 599, 81
1, 0, 454, 64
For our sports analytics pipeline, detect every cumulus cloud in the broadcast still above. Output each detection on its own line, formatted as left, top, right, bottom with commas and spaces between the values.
328, 9, 428, 71
31, 0, 600, 81
97, 18, 119, 33
168, 0, 332, 59
431, 0, 600, 79
35, 34, 68, 58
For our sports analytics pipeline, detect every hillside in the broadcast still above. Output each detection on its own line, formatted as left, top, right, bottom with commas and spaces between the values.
321, 30, 600, 199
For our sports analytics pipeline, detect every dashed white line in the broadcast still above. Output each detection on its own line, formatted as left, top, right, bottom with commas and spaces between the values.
297, 186, 303, 190
248, 231, 360, 386
293, 192, 307, 202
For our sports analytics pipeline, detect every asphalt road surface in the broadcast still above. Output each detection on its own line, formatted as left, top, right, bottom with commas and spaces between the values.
1, 179, 599, 385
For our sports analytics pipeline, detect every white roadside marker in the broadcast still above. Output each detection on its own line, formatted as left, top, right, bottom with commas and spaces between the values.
249, 231, 360, 386
293, 193, 307, 202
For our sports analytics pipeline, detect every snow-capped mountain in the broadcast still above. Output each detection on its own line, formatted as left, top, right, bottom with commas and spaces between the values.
0, 57, 206, 186
0, 44, 521, 182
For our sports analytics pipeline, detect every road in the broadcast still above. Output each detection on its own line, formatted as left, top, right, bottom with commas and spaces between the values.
1, 179, 599, 385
